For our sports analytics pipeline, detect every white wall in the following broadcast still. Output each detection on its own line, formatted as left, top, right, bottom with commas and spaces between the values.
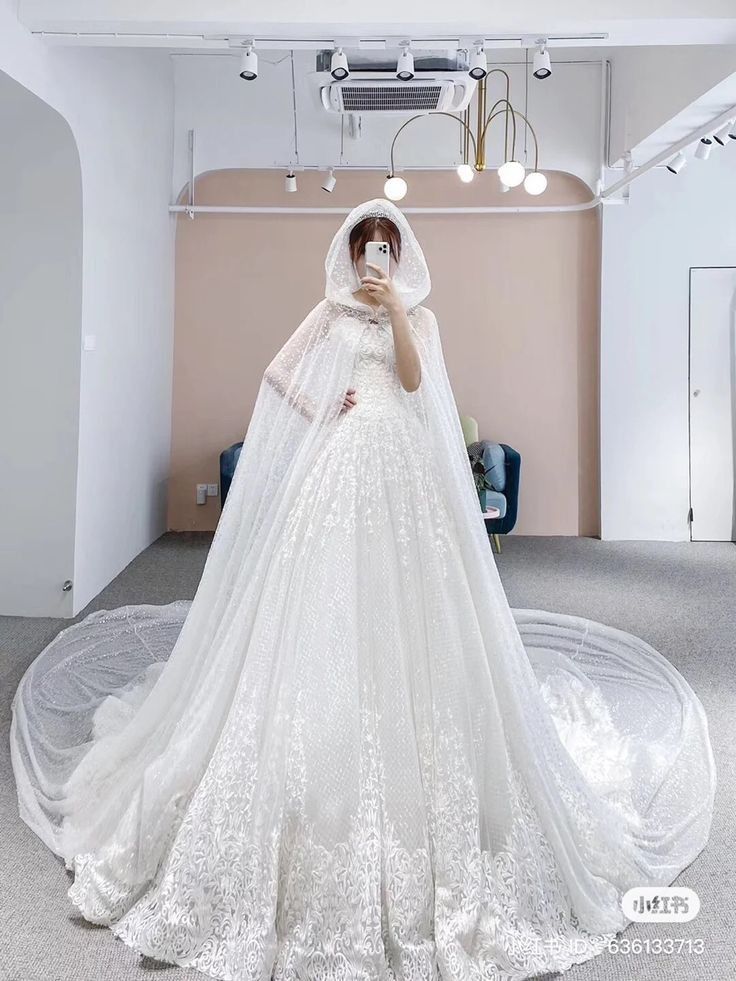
600, 147, 736, 540
0, 72, 82, 617
0, 2, 176, 615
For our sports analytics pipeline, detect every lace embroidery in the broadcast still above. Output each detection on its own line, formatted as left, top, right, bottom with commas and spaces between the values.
67, 682, 620, 981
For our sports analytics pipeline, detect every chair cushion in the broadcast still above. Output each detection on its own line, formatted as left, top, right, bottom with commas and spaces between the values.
483, 442, 507, 493
483, 490, 507, 518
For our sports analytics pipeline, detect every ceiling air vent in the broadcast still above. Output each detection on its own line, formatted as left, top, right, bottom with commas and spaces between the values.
316, 50, 476, 115
322, 79, 468, 114
320, 75, 475, 113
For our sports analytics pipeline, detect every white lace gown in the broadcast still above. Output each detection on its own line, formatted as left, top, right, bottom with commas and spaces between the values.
11, 303, 716, 981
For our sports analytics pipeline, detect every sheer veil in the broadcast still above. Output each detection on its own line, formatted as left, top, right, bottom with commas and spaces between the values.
10, 199, 715, 946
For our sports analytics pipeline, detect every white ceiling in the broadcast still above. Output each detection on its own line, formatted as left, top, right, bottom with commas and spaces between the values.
16, 1, 736, 49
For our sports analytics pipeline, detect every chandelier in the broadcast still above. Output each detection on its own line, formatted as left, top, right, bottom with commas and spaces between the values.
383, 70, 547, 201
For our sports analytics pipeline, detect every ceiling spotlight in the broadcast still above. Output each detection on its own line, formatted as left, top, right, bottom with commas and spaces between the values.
666, 152, 687, 174
524, 171, 547, 195
533, 42, 551, 80
285, 171, 297, 192
321, 168, 337, 193
330, 47, 349, 81
498, 159, 526, 187
694, 137, 712, 160
239, 42, 258, 81
384, 174, 408, 201
396, 43, 414, 81
728, 119, 736, 140
468, 44, 488, 80
713, 123, 731, 146
456, 163, 475, 183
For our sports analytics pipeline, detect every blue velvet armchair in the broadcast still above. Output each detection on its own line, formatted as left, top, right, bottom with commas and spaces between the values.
220, 441, 243, 508
461, 414, 521, 554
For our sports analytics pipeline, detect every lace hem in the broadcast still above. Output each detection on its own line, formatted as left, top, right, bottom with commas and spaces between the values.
67, 693, 623, 981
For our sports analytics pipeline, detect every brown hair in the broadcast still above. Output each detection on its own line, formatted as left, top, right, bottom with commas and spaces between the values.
348, 216, 401, 266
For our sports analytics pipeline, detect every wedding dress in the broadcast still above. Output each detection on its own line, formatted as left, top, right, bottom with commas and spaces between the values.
10, 199, 716, 981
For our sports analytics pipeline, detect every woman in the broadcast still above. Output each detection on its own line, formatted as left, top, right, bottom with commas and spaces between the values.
10, 198, 716, 981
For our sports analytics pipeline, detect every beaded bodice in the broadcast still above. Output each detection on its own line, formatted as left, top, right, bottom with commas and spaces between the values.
335, 303, 418, 423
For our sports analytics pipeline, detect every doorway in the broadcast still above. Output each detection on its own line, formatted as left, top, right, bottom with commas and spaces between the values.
688, 266, 736, 542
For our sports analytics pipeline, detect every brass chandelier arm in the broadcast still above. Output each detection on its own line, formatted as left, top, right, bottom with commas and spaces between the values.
389, 111, 479, 176
480, 98, 518, 166
481, 103, 540, 172
479, 69, 511, 163
387, 68, 540, 181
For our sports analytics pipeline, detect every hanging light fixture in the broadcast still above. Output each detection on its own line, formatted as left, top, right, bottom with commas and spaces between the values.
533, 42, 552, 80
330, 47, 349, 81
384, 72, 545, 199
666, 152, 687, 174
383, 174, 408, 201
321, 168, 337, 193
468, 44, 488, 80
523, 171, 548, 194
694, 137, 712, 160
239, 42, 258, 81
498, 160, 525, 187
285, 171, 297, 192
713, 123, 731, 146
396, 42, 414, 81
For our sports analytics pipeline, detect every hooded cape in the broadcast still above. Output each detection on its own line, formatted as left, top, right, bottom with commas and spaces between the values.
10, 199, 715, 945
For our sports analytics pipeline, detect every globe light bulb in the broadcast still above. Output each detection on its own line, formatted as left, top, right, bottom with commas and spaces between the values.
498, 160, 525, 187
456, 164, 475, 183
384, 175, 408, 201
523, 171, 547, 195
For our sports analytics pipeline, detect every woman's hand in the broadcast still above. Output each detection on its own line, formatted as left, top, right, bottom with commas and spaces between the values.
340, 387, 357, 412
360, 262, 402, 313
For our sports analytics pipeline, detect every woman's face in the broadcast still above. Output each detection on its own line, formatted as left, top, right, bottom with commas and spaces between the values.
353, 228, 399, 283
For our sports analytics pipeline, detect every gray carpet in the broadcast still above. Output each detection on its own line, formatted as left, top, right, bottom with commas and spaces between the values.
2, 533, 734, 981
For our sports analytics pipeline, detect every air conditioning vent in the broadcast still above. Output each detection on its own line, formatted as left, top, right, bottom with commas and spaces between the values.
320, 77, 474, 114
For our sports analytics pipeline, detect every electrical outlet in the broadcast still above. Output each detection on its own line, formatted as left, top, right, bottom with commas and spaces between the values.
207, 484, 218, 497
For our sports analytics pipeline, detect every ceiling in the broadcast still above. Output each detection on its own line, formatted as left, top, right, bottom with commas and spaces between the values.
15, 1, 736, 50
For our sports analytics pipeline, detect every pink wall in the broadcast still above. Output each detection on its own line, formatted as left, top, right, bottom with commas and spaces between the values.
169, 169, 600, 536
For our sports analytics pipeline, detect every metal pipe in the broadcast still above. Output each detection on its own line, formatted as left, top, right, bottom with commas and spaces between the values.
601, 103, 736, 199
170, 201, 600, 216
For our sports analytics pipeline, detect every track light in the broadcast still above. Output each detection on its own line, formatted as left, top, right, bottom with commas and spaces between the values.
396, 43, 414, 81
533, 43, 551, 80
384, 174, 408, 201
523, 171, 547, 195
321, 168, 337, 193
239, 43, 258, 81
498, 159, 526, 187
456, 163, 475, 183
468, 44, 487, 80
695, 137, 712, 161
666, 152, 687, 174
729, 119, 736, 140
713, 123, 731, 146
285, 171, 297, 192
330, 47, 349, 81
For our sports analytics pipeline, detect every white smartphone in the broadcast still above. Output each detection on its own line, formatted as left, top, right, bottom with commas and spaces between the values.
364, 240, 390, 278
